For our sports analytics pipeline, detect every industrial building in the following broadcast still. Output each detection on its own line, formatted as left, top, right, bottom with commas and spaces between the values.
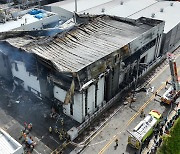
128, 1, 180, 54
0, 8, 59, 32
77, 0, 180, 55
44, 0, 115, 21
0, 15, 165, 125
46, 0, 180, 55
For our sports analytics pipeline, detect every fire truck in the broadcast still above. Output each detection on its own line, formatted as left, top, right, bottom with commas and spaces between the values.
161, 53, 180, 104
127, 110, 161, 149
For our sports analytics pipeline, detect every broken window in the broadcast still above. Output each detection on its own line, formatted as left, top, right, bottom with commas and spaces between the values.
114, 54, 120, 64
70, 103, 73, 115
95, 82, 98, 108
15, 63, 18, 71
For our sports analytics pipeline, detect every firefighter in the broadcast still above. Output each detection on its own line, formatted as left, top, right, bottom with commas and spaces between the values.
28, 123, 32, 131
59, 133, 63, 140
19, 130, 23, 140
140, 109, 145, 118
114, 138, 118, 150
115, 138, 118, 147
61, 118, 64, 126
54, 126, 58, 133
49, 126, 52, 134
24, 122, 28, 130
165, 81, 168, 89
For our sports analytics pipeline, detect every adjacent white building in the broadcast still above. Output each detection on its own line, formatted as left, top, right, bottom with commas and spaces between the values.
44, 0, 115, 21
0, 128, 23, 154
0, 8, 59, 32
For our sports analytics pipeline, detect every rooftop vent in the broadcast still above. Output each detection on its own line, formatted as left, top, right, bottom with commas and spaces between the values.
120, 1, 124, 5
170, 2, 173, 6
160, 8, 164, 12
101, 8, 105, 13
151, 13, 155, 18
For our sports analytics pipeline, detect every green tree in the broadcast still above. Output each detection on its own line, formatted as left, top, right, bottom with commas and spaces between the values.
158, 118, 180, 154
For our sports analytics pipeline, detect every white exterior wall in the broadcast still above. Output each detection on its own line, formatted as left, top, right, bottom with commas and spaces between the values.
11, 61, 40, 95
53, 85, 70, 115
119, 72, 125, 85
97, 77, 105, 107
45, 6, 73, 21
54, 85, 67, 102
72, 93, 84, 123
87, 84, 95, 115
0, 129, 23, 154
14, 14, 59, 31
54, 85, 84, 123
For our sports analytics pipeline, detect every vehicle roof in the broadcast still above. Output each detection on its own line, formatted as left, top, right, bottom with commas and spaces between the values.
130, 114, 157, 141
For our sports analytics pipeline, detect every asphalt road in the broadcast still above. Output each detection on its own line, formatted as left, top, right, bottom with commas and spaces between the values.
80, 49, 180, 154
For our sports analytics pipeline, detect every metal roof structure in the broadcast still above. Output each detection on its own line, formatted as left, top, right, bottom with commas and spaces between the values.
80, 0, 157, 16
130, 115, 157, 141
46, 0, 114, 13
0, 128, 23, 154
129, 1, 180, 33
78, 0, 180, 34
5, 15, 160, 73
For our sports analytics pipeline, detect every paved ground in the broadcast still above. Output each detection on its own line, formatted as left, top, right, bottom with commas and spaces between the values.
75, 49, 180, 154
0, 49, 179, 154
0, 79, 79, 154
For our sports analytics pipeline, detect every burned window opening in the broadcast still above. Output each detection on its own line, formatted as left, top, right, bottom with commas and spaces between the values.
95, 82, 98, 108
124, 38, 156, 65
85, 89, 88, 116
15, 63, 18, 71
70, 103, 73, 115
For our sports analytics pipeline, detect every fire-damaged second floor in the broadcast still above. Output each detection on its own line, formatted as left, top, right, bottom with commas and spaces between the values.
0, 15, 165, 123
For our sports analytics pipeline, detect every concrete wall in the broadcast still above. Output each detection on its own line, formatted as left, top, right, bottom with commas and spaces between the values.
54, 85, 84, 123
44, 6, 73, 21
14, 14, 59, 31
53, 77, 105, 123
11, 61, 41, 95
97, 77, 105, 107
162, 23, 180, 54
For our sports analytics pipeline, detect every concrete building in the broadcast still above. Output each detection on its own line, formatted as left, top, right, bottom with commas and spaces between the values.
0, 128, 23, 154
78, 0, 180, 54
0, 15, 165, 124
128, 1, 180, 54
0, 8, 59, 32
44, 0, 115, 21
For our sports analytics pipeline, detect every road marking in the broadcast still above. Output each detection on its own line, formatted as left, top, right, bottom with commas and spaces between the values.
34, 149, 41, 154
98, 65, 180, 154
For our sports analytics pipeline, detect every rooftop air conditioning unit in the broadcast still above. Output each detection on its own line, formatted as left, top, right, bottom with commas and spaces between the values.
170, 3, 173, 6
151, 13, 155, 18
160, 8, 164, 12
120, 1, 124, 5
101, 8, 105, 13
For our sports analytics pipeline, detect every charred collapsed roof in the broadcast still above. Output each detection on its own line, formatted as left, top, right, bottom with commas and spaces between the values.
4, 15, 163, 72
0, 15, 164, 91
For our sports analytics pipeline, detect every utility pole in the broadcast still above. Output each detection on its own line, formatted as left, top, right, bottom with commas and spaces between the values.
75, 0, 77, 12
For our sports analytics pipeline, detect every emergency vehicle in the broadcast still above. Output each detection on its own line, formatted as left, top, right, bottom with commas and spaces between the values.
127, 110, 161, 149
161, 53, 180, 104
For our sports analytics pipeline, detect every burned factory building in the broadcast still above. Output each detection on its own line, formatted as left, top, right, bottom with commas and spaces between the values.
0, 15, 164, 123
